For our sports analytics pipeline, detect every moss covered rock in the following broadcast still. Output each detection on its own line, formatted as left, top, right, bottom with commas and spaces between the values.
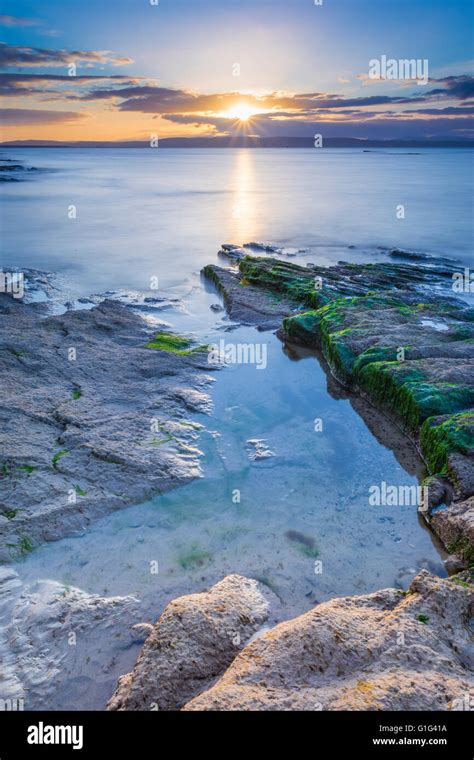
203, 253, 474, 562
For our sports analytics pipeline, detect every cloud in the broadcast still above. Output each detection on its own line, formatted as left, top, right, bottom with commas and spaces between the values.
90, 87, 254, 114
217, 115, 474, 140
73, 75, 474, 117
0, 15, 40, 27
0, 108, 86, 125
0, 73, 139, 97
403, 106, 474, 115
425, 75, 474, 101
0, 42, 133, 68
1, 39, 471, 142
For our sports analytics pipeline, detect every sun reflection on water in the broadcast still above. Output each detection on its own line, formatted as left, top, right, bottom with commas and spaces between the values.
229, 149, 258, 244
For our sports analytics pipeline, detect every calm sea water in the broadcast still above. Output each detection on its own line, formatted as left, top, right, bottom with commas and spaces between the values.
1, 148, 473, 302
1, 148, 471, 708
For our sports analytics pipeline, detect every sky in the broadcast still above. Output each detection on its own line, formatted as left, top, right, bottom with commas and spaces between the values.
0, 0, 473, 143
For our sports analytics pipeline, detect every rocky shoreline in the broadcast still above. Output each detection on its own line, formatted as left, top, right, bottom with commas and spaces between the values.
1, 249, 473, 711
203, 251, 474, 569
108, 571, 473, 711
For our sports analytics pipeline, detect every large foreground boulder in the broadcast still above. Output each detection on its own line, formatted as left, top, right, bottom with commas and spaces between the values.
108, 575, 271, 711
183, 571, 473, 711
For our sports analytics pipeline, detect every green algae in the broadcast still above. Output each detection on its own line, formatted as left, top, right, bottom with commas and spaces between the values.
282, 310, 321, 344
450, 576, 472, 588
420, 412, 474, 474
52, 449, 70, 469
357, 362, 473, 432
239, 258, 328, 308
321, 330, 356, 382
139, 422, 177, 446
18, 464, 35, 474
353, 346, 406, 373
3, 508, 24, 519
447, 536, 474, 567
253, 575, 280, 597
146, 331, 208, 355
8, 534, 35, 559
1, 463, 35, 480
177, 545, 213, 571
71, 389, 82, 400
451, 327, 473, 341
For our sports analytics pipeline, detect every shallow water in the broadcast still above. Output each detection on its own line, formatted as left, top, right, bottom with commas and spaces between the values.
1, 148, 473, 305
0, 147, 464, 708
14, 322, 446, 620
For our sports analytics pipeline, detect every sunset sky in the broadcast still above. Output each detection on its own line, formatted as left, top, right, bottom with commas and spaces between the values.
0, 0, 473, 143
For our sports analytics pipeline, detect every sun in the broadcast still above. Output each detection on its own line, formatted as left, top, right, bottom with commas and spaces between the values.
222, 103, 261, 122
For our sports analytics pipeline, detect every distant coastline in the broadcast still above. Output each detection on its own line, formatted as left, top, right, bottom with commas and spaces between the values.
2, 137, 474, 149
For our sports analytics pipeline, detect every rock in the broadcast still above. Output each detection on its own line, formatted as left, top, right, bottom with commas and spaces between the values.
237, 256, 461, 306
444, 555, 467, 574
431, 497, 474, 566
447, 452, 474, 500
388, 249, 457, 266
243, 242, 282, 254
0, 570, 141, 710
246, 438, 275, 461
217, 245, 246, 261
203, 265, 294, 329
183, 571, 473, 711
130, 623, 154, 643
107, 575, 270, 711
418, 475, 448, 514
210, 303, 224, 312
0, 294, 215, 558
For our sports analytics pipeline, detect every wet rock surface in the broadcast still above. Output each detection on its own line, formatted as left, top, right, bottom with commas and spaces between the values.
0, 292, 215, 558
203, 264, 294, 329
0, 567, 142, 710
183, 571, 473, 711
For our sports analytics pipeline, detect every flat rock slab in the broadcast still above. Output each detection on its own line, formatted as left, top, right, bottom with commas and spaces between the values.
203, 265, 296, 329
0, 294, 215, 558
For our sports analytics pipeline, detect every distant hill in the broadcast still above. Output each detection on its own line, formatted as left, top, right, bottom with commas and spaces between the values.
1, 136, 473, 148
